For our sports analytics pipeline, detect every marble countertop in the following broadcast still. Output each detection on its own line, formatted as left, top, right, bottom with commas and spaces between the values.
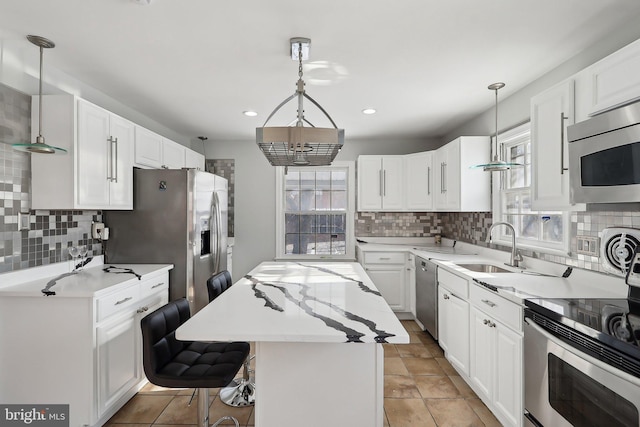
176, 261, 410, 344
0, 260, 173, 298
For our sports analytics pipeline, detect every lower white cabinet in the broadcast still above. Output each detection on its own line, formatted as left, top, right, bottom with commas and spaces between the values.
438, 285, 470, 376
358, 250, 409, 313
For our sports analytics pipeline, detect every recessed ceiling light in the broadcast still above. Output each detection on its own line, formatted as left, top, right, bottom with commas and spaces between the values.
362, 108, 377, 115
243, 110, 258, 117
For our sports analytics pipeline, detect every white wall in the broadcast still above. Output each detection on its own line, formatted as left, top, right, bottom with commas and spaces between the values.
206, 137, 439, 279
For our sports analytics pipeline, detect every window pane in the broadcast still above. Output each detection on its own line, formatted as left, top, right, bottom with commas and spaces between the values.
286, 190, 300, 211
316, 234, 331, 254
285, 171, 300, 190
300, 215, 316, 233
316, 190, 331, 210
285, 214, 299, 233
316, 171, 331, 190
522, 192, 532, 213
522, 215, 539, 239
504, 215, 519, 236
332, 170, 347, 190
316, 215, 331, 233
300, 234, 316, 254
542, 215, 564, 242
300, 171, 315, 190
285, 234, 299, 254
332, 214, 346, 233
300, 190, 315, 211
331, 190, 347, 210
331, 234, 346, 254
504, 193, 519, 214
510, 167, 525, 189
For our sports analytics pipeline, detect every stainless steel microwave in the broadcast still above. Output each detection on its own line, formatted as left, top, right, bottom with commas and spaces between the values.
568, 101, 640, 204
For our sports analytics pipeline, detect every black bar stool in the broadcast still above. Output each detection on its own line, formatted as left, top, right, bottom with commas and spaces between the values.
140, 298, 250, 427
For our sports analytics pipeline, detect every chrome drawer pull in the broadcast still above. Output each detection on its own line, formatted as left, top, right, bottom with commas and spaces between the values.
379, 257, 391, 260
115, 296, 133, 305
481, 299, 497, 307
443, 294, 450, 300
151, 282, 165, 289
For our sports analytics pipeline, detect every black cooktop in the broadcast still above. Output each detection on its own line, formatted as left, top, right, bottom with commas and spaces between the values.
525, 296, 640, 363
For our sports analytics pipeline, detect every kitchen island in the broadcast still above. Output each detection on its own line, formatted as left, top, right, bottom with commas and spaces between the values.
176, 261, 410, 427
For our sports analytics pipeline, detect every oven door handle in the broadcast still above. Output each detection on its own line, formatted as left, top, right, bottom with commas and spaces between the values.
525, 317, 640, 387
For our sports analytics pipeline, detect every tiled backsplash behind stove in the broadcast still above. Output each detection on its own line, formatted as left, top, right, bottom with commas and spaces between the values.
0, 83, 102, 273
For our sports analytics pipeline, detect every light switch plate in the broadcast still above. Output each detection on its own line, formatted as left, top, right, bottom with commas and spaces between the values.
576, 235, 598, 256
17, 211, 30, 231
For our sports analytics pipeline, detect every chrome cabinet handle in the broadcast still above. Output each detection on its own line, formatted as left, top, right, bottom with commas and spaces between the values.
483, 319, 489, 325
136, 306, 149, 314
427, 166, 431, 195
383, 169, 386, 196
443, 294, 450, 300
115, 296, 133, 305
379, 257, 391, 260
483, 319, 496, 327
113, 137, 119, 183
107, 137, 114, 181
560, 113, 569, 175
151, 282, 165, 289
443, 162, 447, 193
481, 299, 497, 307
379, 169, 383, 197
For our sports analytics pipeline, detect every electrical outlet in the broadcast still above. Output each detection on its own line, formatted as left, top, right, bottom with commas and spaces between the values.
92, 222, 105, 239
576, 235, 598, 256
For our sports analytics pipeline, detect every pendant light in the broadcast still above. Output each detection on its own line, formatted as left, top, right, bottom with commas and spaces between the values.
473, 82, 521, 171
13, 35, 67, 154
256, 37, 344, 167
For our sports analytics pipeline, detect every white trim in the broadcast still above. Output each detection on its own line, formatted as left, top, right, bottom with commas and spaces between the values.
275, 161, 356, 260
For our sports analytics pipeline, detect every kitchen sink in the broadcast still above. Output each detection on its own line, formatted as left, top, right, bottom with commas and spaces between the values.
456, 263, 512, 273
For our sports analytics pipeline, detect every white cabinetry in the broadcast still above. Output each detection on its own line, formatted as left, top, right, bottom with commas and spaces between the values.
31, 95, 134, 210
531, 80, 584, 211
468, 285, 523, 427
0, 269, 169, 427
357, 156, 404, 211
134, 128, 187, 169
185, 149, 206, 170
405, 151, 434, 210
360, 251, 407, 311
437, 269, 469, 375
162, 139, 186, 169
434, 136, 490, 212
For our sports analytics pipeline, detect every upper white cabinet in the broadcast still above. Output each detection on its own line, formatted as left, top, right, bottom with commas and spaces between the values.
405, 151, 434, 210
584, 37, 640, 117
134, 128, 189, 170
185, 149, 206, 170
434, 136, 491, 212
530, 80, 585, 211
357, 155, 404, 211
31, 95, 134, 210
161, 139, 186, 169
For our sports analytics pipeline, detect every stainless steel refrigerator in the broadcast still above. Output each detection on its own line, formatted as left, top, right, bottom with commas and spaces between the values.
104, 168, 228, 313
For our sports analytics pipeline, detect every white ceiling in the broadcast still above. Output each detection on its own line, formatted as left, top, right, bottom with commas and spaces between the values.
2, 0, 640, 144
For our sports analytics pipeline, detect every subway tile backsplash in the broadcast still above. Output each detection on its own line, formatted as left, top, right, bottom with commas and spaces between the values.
0, 83, 102, 273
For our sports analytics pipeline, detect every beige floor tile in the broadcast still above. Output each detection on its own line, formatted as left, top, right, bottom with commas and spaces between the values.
247, 408, 255, 426
402, 357, 445, 376
425, 343, 445, 358
467, 397, 502, 427
416, 332, 436, 346
384, 375, 422, 399
435, 357, 458, 376
137, 382, 182, 396
154, 396, 199, 425
385, 357, 409, 375
383, 343, 400, 358
450, 375, 478, 398
108, 395, 173, 424
414, 376, 461, 399
401, 320, 422, 332
383, 409, 390, 426
209, 397, 253, 426
408, 332, 426, 344
385, 398, 436, 427
425, 398, 484, 427
396, 343, 432, 358
106, 424, 151, 427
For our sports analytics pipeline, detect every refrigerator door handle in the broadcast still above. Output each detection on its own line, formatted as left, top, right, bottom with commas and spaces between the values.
211, 192, 222, 273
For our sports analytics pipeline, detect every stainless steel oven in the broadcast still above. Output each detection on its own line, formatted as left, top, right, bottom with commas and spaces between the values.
567, 101, 640, 204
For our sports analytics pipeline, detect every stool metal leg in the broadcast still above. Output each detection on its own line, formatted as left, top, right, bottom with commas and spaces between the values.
220, 356, 256, 407
211, 416, 240, 427
197, 388, 209, 427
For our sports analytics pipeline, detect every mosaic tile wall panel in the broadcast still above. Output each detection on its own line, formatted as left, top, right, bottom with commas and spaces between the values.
355, 212, 441, 237
206, 159, 235, 237
0, 83, 102, 273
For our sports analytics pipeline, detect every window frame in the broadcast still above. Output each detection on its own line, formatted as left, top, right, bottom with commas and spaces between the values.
491, 122, 570, 254
275, 161, 356, 260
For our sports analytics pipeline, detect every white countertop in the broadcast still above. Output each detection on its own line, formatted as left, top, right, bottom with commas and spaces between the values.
177, 261, 410, 344
0, 261, 173, 298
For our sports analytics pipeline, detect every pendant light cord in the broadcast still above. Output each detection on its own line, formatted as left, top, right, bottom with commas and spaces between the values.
38, 44, 43, 141
493, 86, 498, 162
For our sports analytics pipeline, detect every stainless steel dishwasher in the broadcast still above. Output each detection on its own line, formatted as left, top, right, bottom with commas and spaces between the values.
415, 256, 438, 339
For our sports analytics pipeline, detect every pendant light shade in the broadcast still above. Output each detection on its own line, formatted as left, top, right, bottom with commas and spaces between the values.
472, 82, 521, 171
12, 35, 67, 155
256, 38, 344, 167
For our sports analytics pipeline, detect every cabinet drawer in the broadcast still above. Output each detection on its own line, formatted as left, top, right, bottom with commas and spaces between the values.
469, 285, 522, 331
97, 285, 140, 322
140, 275, 168, 296
363, 252, 405, 264
438, 268, 468, 298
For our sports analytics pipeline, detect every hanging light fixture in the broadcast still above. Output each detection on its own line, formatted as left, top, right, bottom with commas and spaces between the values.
13, 35, 67, 154
473, 82, 521, 171
256, 37, 344, 167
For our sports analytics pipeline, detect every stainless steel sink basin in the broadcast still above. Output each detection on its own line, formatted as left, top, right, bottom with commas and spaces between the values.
456, 263, 511, 273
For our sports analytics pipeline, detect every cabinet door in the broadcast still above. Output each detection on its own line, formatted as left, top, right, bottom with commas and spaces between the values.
381, 156, 404, 210
494, 324, 523, 427
469, 307, 494, 400
364, 266, 406, 311
438, 287, 469, 375
162, 139, 186, 169
434, 142, 460, 211
108, 116, 135, 209
531, 80, 577, 210
77, 100, 110, 207
134, 127, 163, 168
97, 311, 139, 417
185, 149, 205, 170
357, 156, 383, 211
437, 287, 450, 352
405, 152, 434, 211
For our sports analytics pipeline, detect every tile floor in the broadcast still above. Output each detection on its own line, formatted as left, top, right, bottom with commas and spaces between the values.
106, 320, 501, 426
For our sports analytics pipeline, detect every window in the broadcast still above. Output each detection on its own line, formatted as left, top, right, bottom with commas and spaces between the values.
492, 123, 568, 252
276, 161, 355, 260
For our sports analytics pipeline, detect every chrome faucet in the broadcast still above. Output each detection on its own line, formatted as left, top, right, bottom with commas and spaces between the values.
486, 221, 523, 268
